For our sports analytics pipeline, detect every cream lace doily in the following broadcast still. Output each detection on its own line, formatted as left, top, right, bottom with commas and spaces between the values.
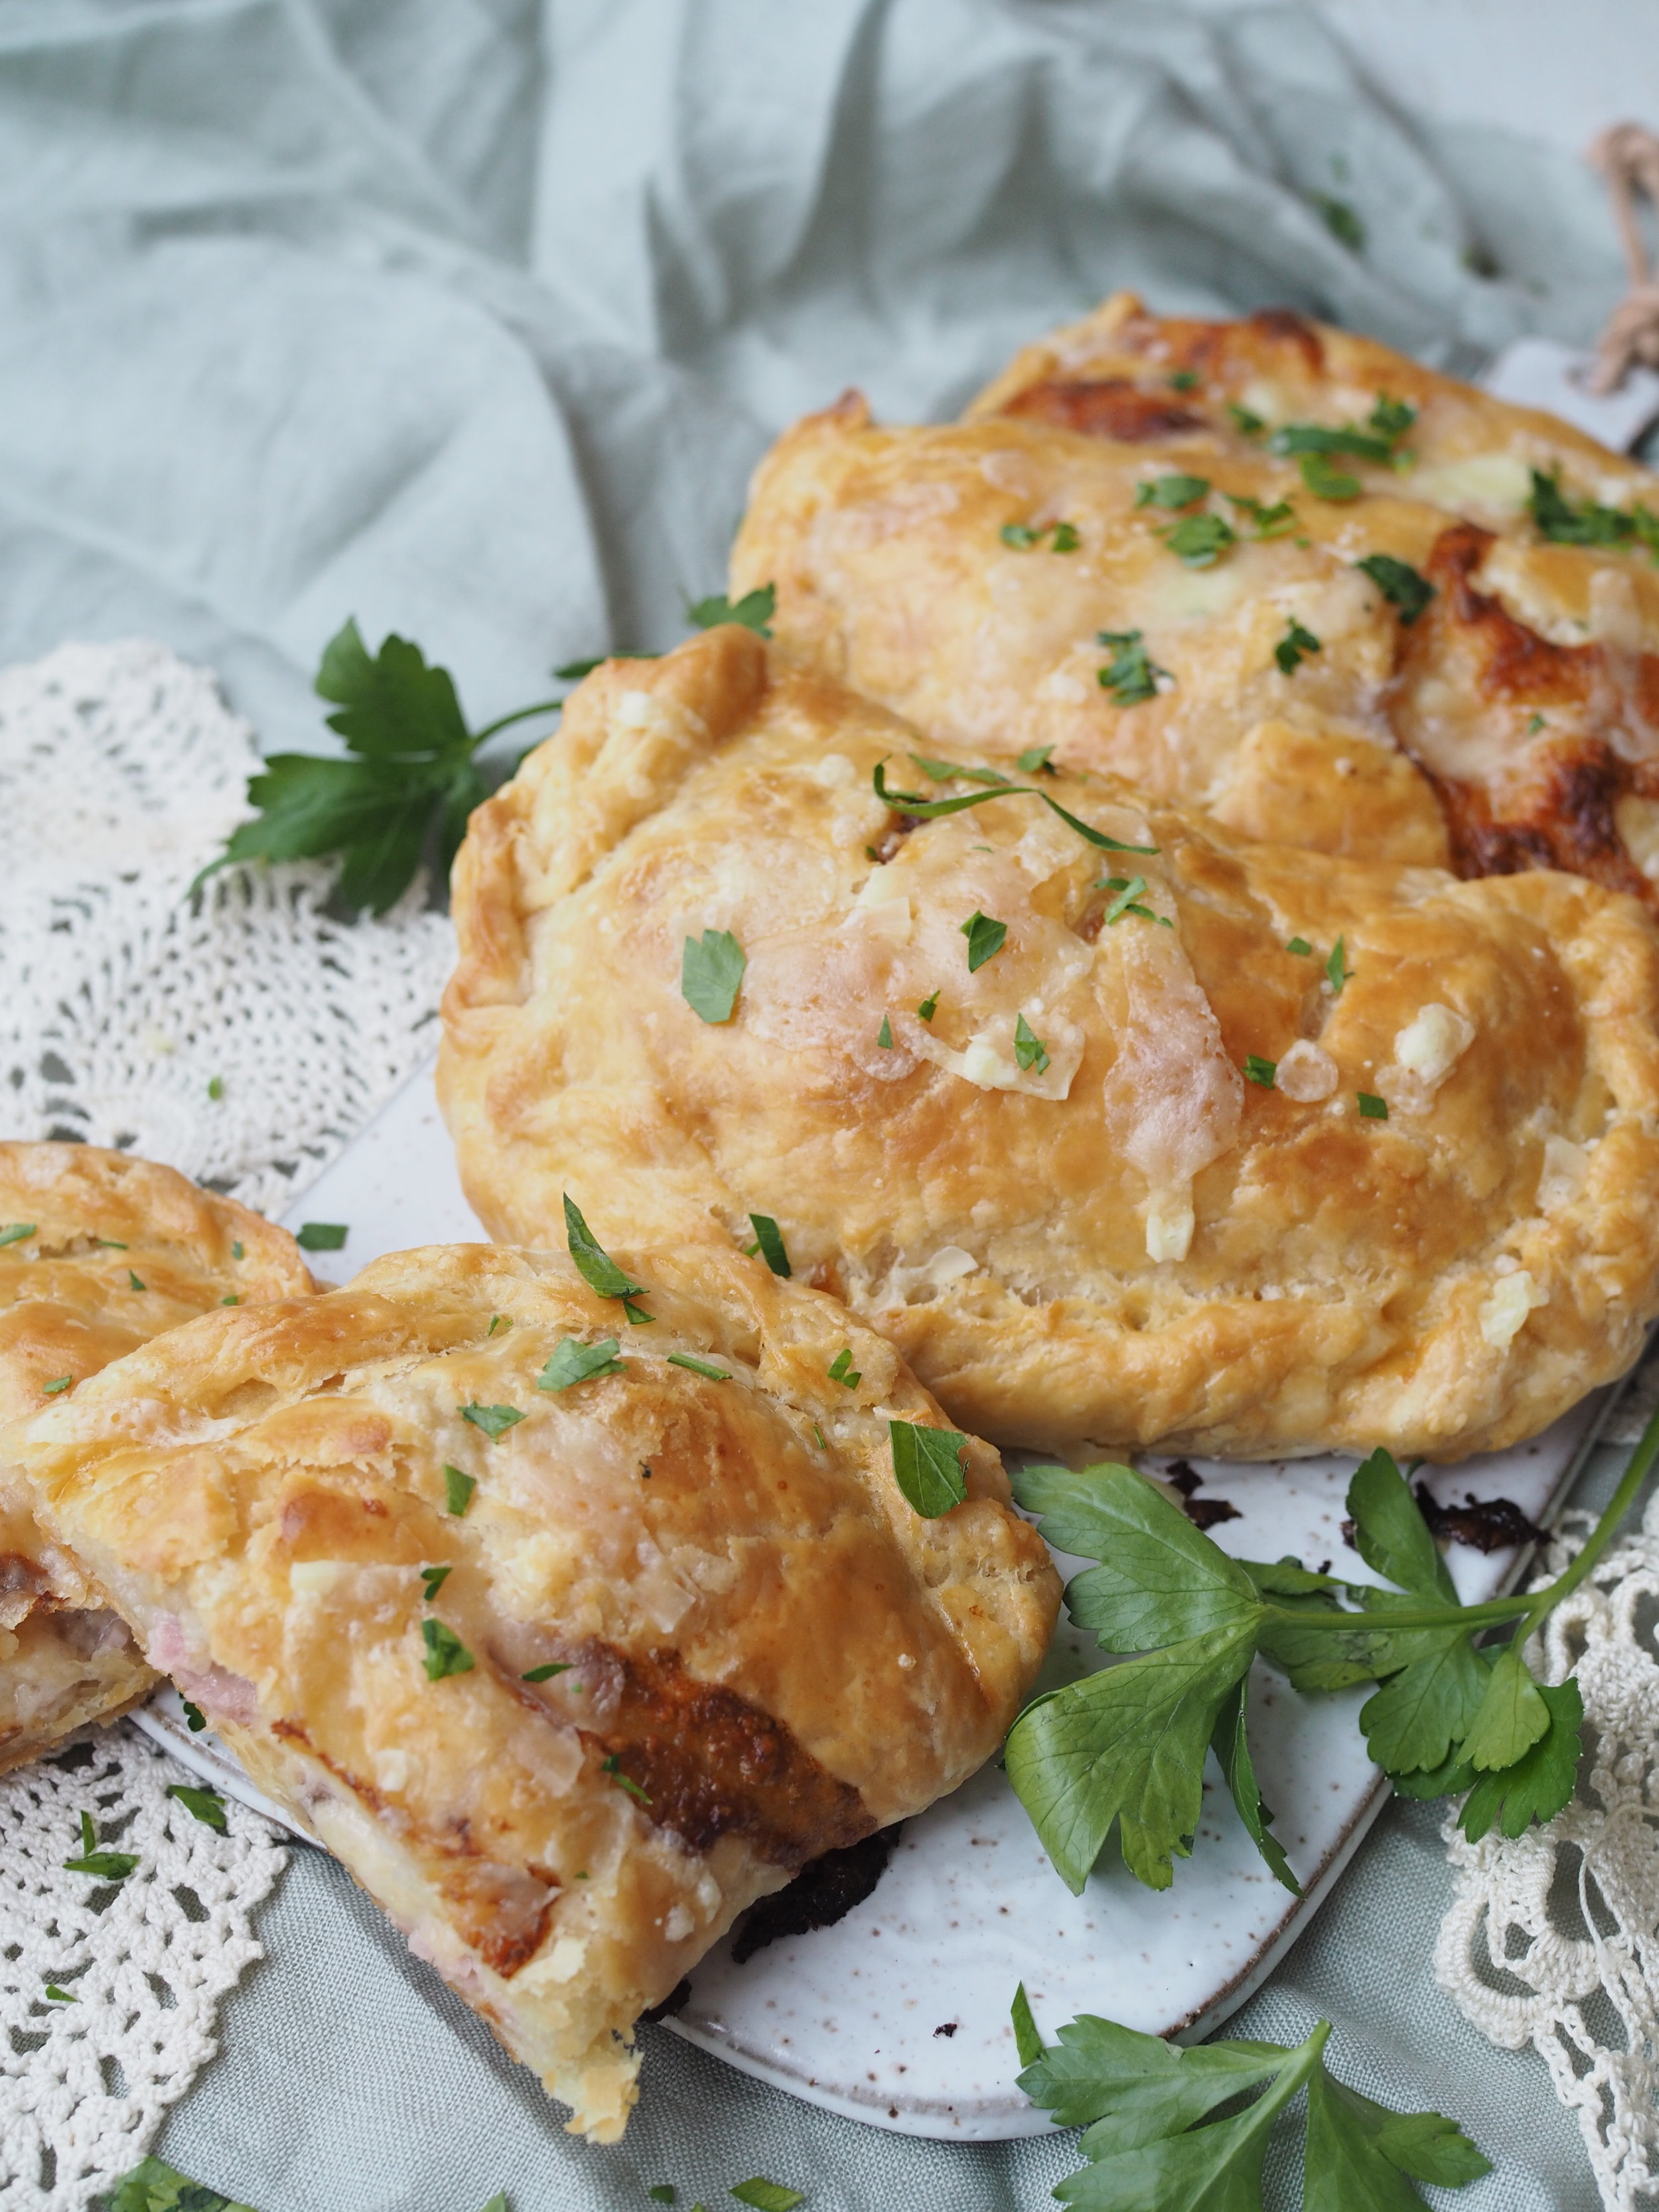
1437, 1493, 1659, 2211
0, 638, 457, 2202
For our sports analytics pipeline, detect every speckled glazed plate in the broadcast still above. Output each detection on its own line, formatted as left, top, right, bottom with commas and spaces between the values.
131, 1061, 1621, 2139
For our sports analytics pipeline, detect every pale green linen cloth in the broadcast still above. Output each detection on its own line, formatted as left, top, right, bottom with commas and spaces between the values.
0, 3, 1640, 2205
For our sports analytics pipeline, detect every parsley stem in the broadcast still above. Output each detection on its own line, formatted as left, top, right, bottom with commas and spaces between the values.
1523, 1395, 1659, 1619
472, 699, 566, 743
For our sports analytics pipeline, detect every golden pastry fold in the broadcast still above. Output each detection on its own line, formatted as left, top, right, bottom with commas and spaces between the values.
0, 1142, 311, 1771
15, 1242, 1057, 2140
439, 627, 1659, 1460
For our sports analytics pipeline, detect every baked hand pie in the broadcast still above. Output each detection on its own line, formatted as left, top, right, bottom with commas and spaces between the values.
731, 293, 1659, 896
14, 1241, 1058, 2141
0, 1142, 311, 1772
439, 626, 1659, 1461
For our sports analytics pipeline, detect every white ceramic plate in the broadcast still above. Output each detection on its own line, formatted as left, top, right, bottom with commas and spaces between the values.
131, 1060, 1624, 2138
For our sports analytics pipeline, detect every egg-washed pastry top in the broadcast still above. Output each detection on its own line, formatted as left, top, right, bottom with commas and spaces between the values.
439, 625, 1659, 1461
15, 1241, 1058, 2141
731, 291, 1659, 901
0, 1142, 312, 1772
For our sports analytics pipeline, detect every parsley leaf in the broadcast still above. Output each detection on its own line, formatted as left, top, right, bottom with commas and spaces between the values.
1326, 936, 1351, 992
421, 1619, 474, 1680
167, 1784, 228, 1833
461, 1403, 524, 1438
1368, 395, 1417, 441
827, 1348, 862, 1388
1459, 1636, 1552, 1772
960, 910, 1008, 971
1160, 512, 1236, 567
1228, 401, 1266, 437
1226, 491, 1296, 540
1459, 1678, 1583, 1840
1317, 194, 1366, 251
876, 1014, 894, 1049
1244, 1055, 1277, 1088
42, 1375, 72, 1395
180, 1699, 208, 1732
747, 1213, 791, 1276
916, 991, 940, 1021
108, 2157, 259, 2212
908, 753, 1015, 787
1358, 1092, 1388, 1120
44, 1983, 77, 2002
539, 1337, 628, 1391
1297, 450, 1363, 501
443, 1465, 476, 1516
1011, 1980, 1045, 2067
1528, 469, 1659, 553
889, 1419, 968, 1517
601, 1752, 652, 1804
1014, 1012, 1050, 1073
1211, 1675, 1299, 1893
1096, 627, 1169, 707
1000, 522, 1040, 548
1050, 521, 1081, 553
681, 929, 747, 1023
127, 1270, 147, 1291
1168, 370, 1199, 392
295, 1222, 347, 1252
1275, 617, 1322, 674
522, 1661, 571, 1683
563, 1193, 652, 1323
1356, 553, 1435, 625
871, 759, 1158, 853
729, 2183, 804, 2211
419, 1564, 453, 1600
1016, 745, 1056, 774
688, 585, 776, 636
1271, 423, 1394, 465
1098, 873, 1172, 929
63, 1810, 138, 1882
0, 1223, 35, 1246
1286, 935, 1313, 956
666, 1351, 731, 1381
1135, 473, 1209, 510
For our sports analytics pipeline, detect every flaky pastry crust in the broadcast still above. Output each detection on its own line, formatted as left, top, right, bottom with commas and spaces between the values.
731, 293, 1659, 899
0, 1143, 311, 1771
15, 1242, 1056, 2140
439, 628, 1659, 1461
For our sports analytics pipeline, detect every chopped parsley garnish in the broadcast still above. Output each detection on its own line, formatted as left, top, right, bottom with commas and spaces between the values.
1098, 874, 1171, 928
42, 1376, 72, 1396
1527, 467, 1659, 555
44, 1984, 76, 2004
1135, 473, 1209, 510
889, 1419, 969, 1517
63, 1810, 138, 1883
231, 1240, 243, 1259
487, 1313, 510, 1335
539, 1337, 628, 1391
916, 991, 940, 1021
1015, 745, 1056, 774
295, 1221, 348, 1252
1169, 369, 1199, 392
1050, 521, 1080, 553
907, 752, 1013, 787
0, 1223, 34, 1246
1326, 936, 1351, 993
167, 1784, 227, 1833
681, 928, 747, 1024
1000, 520, 1079, 552
180, 1699, 208, 1732
107, 2156, 253, 2211
1000, 522, 1040, 549
419, 1564, 453, 1599
601, 1753, 652, 1805
877, 1015, 894, 1049
1096, 628, 1168, 707
1244, 1056, 1277, 1088
1286, 935, 1313, 956
443, 1465, 476, 1516
649, 2189, 676, 2204
96, 1238, 128, 1249
1358, 1092, 1389, 1120
563, 1193, 652, 1323
421, 1619, 474, 1680
1014, 1013, 1050, 1073
1369, 394, 1417, 441
747, 1213, 792, 1276
461, 1403, 525, 1438
1356, 553, 1435, 625
220, 1295, 240, 1306
871, 759, 1158, 853
1160, 512, 1236, 567
127, 1270, 146, 1292
522, 1661, 571, 1682
1275, 618, 1322, 675
827, 1348, 862, 1388
1228, 400, 1266, 437
666, 1352, 731, 1382
1527, 712, 1546, 734
812, 1424, 827, 1448
960, 911, 1008, 971
1295, 451, 1362, 501
1017, 1990, 1491, 2209
687, 583, 775, 636
1270, 422, 1394, 465
1316, 194, 1366, 250
1225, 492, 1295, 540
729, 2181, 804, 2211
206, 1075, 224, 1101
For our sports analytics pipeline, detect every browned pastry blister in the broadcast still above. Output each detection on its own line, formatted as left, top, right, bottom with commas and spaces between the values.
438, 627, 1659, 1462
13, 1242, 1058, 2140
731, 291, 1659, 905
0, 1143, 312, 1771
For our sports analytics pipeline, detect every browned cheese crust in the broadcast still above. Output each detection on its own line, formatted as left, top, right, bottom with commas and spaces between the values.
15, 1241, 1057, 2140
0, 1143, 311, 1770
439, 628, 1659, 1462
730, 291, 1659, 900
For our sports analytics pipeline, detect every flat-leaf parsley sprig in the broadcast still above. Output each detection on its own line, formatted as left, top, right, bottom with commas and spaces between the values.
1014, 1988, 1490, 2211
1005, 1409, 1659, 1894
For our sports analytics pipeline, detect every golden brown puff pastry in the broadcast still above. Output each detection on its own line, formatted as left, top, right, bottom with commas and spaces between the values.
0, 1142, 311, 1771
13, 1242, 1058, 2141
438, 627, 1659, 1463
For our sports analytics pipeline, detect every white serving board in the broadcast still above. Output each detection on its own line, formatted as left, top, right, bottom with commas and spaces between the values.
132, 1059, 1623, 2138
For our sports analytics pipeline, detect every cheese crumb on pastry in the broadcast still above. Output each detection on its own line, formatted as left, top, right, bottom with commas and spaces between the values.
440, 628, 1659, 1463
0, 1142, 311, 1771
15, 1242, 1057, 2141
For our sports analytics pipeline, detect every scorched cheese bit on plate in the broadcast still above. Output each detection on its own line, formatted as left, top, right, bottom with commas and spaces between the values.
13, 1241, 1058, 2142
0, 1142, 311, 1773
439, 625, 1659, 1461
732, 291, 1659, 903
